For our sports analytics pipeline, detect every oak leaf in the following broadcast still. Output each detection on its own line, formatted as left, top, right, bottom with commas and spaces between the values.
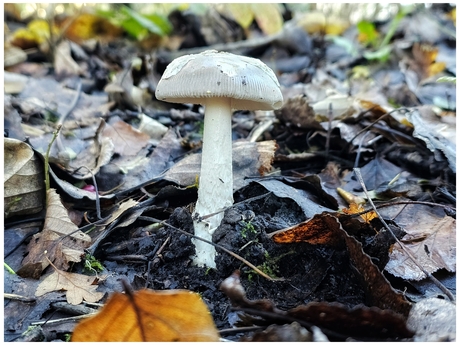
17, 189, 91, 279
36, 269, 104, 305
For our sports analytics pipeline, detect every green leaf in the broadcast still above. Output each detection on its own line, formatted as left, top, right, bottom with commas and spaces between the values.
120, 18, 148, 40
357, 20, 379, 46
144, 13, 172, 35
121, 5, 168, 36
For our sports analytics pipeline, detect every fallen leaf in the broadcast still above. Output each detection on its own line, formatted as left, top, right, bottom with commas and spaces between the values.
72, 289, 219, 341
251, 4, 283, 35
405, 106, 456, 173
220, 271, 413, 340
54, 40, 84, 78
412, 43, 446, 79
17, 189, 91, 279
269, 213, 411, 316
270, 213, 343, 246
4, 138, 45, 217
342, 203, 377, 223
222, 4, 254, 29
164, 140, 278, 191
385, 204, 456, 281
36, 269, 104, 305
102, 119, 150, 156
406, 297, 456, 341
4, 71, 29, 94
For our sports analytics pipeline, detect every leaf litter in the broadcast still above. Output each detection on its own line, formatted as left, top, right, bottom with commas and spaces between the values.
3, 3, 456, 342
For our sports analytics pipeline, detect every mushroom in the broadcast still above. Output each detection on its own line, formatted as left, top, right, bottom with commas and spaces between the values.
156, 50, 283, 268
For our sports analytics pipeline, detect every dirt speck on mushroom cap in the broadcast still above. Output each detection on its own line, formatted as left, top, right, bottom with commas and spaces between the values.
156, 50, 283, 111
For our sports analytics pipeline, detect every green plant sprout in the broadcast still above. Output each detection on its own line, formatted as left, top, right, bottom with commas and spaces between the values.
240, 220, 256, 239
83, 254, 104, 274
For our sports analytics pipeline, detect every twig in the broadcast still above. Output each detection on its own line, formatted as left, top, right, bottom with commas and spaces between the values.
339, 107, 411, 156
55, 79, 82, 154
30, 314, 95, 326
353, 168, 455, 302
347, 200, 455, 218
44, 125, 62, 191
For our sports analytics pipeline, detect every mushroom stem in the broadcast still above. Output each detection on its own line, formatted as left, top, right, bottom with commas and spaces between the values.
192, 97, 234, 268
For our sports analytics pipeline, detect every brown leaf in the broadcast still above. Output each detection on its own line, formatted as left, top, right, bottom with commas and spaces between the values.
72, 289, 220, 341
102, 120, 150, 156
36, 269, 104, 305
220, 271, 414, 340
4, 138, 45, 217
385, 203, 456, 281
54, 40, 83, 78
17, 189, 91, 278
269, 213, 412, 316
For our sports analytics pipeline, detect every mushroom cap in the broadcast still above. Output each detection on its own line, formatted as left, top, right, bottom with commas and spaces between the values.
155, 50, 283, 111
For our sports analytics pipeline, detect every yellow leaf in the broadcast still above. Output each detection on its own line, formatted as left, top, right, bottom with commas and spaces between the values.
225, 3, 254, 29
72, 289, 220, 341
251, 3, 283, 35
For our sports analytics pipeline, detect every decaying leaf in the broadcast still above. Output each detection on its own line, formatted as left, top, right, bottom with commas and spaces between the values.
17, 189, 91, 279
405, 106, 456, 173
406, 297, 456, 341
220, 271, 413, 340
102, 119, 150, 156
342, 203, 377, 223
269, 213, 411, 316
36, 268, 104, 305
72, 289, 219, 341
65, 119, 115, 180
4, 137, 45, 218
385, 204, 456, 281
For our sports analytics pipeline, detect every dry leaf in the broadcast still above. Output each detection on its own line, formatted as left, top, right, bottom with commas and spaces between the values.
412, 43, 446, 79
164, 140, 277, 191
251, 4, 283, 35
223, 4, 254, 29
385, 204, 456, 281
4, 138, 45, 217
102, 120, 150, 156
342, 203, 377, 223
17, 189, 91, 279
72, 289, 220, 341
36, 269, 104, 305
54, 40, 84, 78
269, 213, 411, 316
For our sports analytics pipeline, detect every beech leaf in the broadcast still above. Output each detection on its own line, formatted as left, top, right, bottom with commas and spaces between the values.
72, 289, 219, 341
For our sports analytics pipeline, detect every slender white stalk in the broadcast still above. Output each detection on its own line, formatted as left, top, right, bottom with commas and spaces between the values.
192, 97, 234, 268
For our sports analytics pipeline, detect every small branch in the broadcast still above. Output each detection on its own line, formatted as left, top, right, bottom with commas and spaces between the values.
353, 168, 455, 302
45, 124, 62, 191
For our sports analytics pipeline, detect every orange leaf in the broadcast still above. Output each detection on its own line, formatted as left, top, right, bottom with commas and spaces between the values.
269, 213, 343, 246
342, 203, 377, 223
72, 289, 219, 342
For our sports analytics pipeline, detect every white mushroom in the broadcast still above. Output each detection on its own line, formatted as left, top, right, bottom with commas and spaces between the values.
156, 50, 283, 268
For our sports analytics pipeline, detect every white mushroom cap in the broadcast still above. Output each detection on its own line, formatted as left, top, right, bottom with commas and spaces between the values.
155, 50, 283, 111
